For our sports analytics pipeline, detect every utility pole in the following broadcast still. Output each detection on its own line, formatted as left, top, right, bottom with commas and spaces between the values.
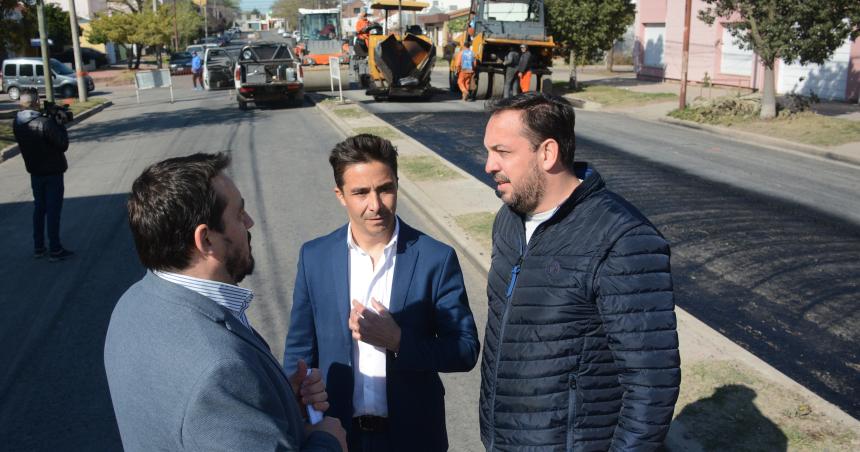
36, 0, 54, 102
173, 0, 179, 51
679, 0, 692, 110
203, 0, 208, 40
67, 0, 87, 101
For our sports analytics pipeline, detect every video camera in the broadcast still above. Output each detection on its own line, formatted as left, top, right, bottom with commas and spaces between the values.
21, 87, 74, 125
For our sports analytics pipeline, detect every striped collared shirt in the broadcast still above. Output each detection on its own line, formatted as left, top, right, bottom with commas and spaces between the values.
153, 270, 254, 330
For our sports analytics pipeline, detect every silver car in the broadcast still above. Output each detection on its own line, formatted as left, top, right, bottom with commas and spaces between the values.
2, 57, 94, 100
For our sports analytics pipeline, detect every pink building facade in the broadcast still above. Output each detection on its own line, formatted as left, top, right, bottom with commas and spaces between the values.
634, 0, 860, 102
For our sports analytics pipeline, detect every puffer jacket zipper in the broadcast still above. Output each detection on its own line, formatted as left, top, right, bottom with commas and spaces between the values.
488, 218, 554, 450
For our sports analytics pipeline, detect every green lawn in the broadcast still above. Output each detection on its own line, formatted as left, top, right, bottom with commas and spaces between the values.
555, 82, 677, 107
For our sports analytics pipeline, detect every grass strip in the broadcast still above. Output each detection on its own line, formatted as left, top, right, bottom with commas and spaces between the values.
453, 211, 495, 249
556, 82, 677, 106
669, 109, 860, 147
353, 126, 400, 140
0, 98, 109, 150
332, 107, 368, 119
400, 156, 462, 182
675, 360, 858, 450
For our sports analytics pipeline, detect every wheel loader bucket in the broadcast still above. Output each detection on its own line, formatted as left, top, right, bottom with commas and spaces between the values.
373, 33, 435, 91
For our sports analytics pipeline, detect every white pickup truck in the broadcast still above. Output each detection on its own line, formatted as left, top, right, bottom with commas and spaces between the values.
234, 42, 304, 110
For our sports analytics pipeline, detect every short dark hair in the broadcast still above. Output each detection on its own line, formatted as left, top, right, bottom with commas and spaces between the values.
127, 152, 231, 271
486, 92, 576, 171
329, 134, 398, 188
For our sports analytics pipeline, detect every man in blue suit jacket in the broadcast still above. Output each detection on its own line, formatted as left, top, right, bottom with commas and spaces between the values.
284, 134, 480, 452
105, 153, 346, 451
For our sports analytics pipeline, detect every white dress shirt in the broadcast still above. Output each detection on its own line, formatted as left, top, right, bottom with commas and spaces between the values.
348, 219, 399, 417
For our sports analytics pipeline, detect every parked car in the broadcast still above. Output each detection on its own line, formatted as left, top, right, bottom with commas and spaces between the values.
55, 47, 109, 69
203, 47, 236, 90
169, 52, 193, 75
2, 57, 94, 100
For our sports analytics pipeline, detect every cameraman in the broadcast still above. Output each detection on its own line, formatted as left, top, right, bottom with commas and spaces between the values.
13, 89, 73, 262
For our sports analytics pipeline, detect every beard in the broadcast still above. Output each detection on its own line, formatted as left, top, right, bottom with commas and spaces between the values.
226, 231, 255, 283
495, 158, 546, 215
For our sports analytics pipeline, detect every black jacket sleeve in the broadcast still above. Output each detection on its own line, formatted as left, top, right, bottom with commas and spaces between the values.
594, 224, 681, 451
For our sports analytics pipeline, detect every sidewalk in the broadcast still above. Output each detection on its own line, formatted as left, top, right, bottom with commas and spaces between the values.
313, 96, 860, 450
560, 69, 860, 166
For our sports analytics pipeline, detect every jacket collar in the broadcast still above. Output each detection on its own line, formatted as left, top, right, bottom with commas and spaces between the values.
16, 109, 40, 124
140, 271, 289, 380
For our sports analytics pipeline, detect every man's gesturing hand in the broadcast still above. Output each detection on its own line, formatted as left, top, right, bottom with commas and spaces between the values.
349, 298, 401, 352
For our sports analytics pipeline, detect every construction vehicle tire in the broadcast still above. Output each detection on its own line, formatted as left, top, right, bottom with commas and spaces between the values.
491, 73, 504, 98
360, 74, 371, 89
476, 72, 490, 99
540, 77, 553, 94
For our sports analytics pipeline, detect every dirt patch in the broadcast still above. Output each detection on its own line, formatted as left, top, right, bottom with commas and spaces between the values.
674, 360, 859, 451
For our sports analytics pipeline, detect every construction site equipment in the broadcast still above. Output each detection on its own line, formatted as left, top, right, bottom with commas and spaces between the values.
296, 8, 347, 66
448, 0, 555, 100
353, 0, 435, 101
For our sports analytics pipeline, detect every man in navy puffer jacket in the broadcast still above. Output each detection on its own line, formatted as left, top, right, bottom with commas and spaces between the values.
478, 93, 680, 451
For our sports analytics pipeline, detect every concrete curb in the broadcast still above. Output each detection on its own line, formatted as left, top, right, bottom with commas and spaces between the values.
563, 95, 603, 111
0, 100, 113, 164
311, 94, 860, 435
658, 116, 860, 167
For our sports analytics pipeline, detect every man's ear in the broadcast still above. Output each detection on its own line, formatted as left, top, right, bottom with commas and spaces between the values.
334, 186, 347, 207
540, 138, 560, 171
193, 223, 214, 257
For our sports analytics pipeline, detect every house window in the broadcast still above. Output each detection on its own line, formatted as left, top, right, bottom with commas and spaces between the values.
354, 8, 360, 13
643, 24, 665, 68
720, 27, 753, 76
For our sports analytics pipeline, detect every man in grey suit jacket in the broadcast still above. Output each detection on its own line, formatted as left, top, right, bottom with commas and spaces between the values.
105, 152, 347, 451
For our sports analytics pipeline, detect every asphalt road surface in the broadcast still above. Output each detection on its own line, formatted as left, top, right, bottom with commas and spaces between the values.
0, 80, 487, 450
335, 81, 860, 419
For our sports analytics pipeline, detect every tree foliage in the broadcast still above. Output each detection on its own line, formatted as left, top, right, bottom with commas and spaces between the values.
1, 3, 77, 55
88, 1, 202, 67
545, 0, 635, 64
699, 0, 860, 69
699, 0, 860, 118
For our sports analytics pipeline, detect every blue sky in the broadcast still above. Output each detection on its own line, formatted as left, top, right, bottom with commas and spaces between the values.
239, 0, 275, 13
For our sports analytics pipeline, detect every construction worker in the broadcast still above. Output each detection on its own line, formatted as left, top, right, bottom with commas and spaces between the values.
356, 11, 371, 49
455, 42, 476, 101
517, 44, 533, 93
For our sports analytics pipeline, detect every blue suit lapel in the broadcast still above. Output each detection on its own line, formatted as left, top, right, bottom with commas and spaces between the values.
389, 221, 418, 318
332, 227, 352, 348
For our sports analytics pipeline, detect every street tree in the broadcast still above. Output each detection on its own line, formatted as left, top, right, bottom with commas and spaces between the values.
24, 3, 77, 53
88, 1, 201, 69
699, 0, 860, 119
545, 0, 636, 89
